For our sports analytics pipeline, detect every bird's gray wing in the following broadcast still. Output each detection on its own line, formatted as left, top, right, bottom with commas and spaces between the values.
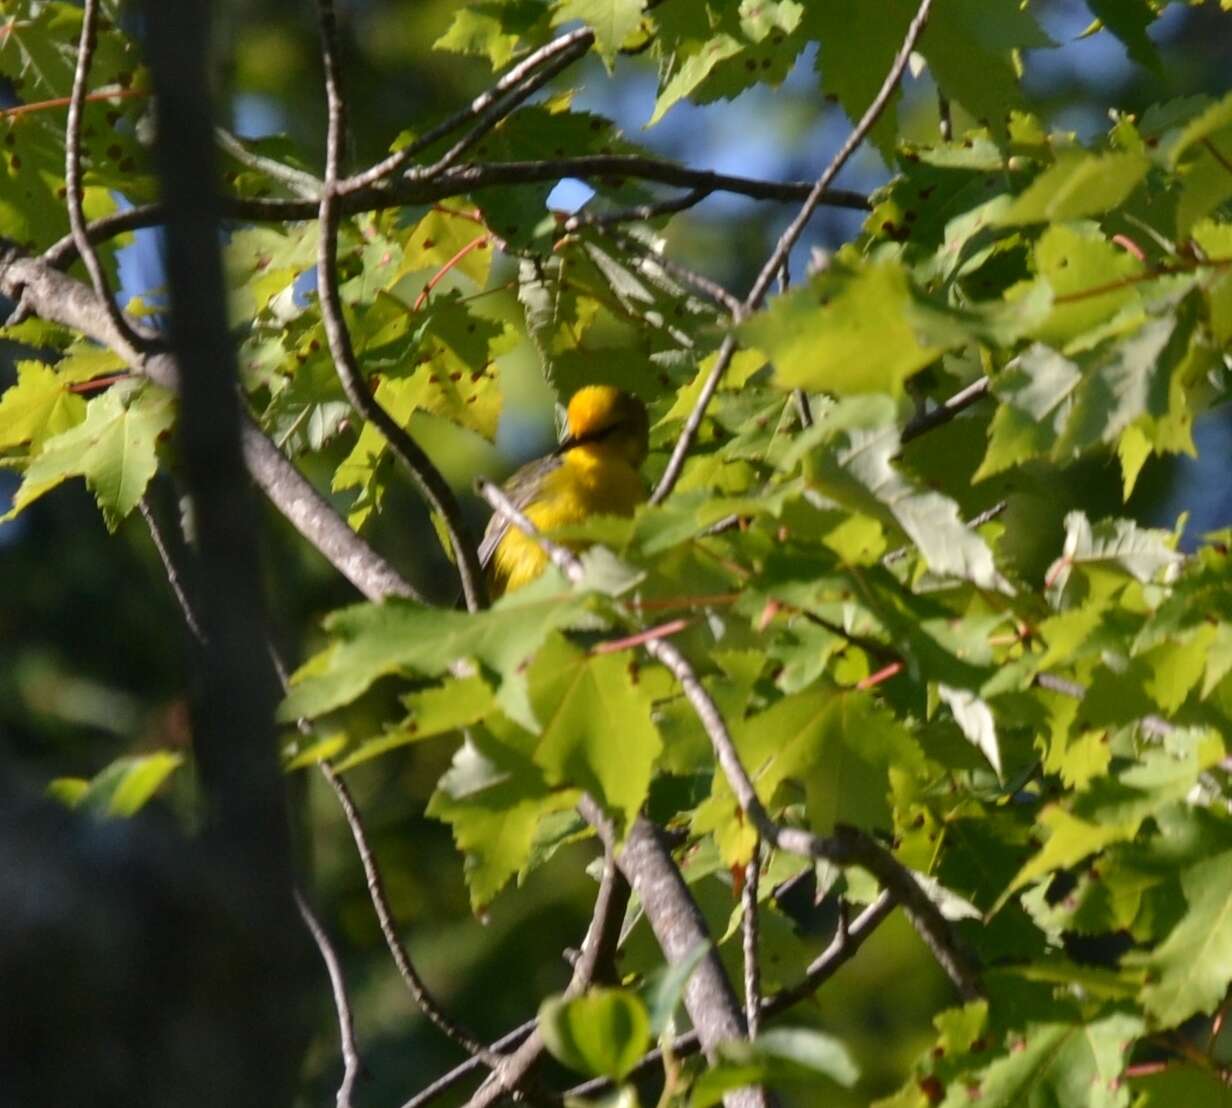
478, 453, 564, 570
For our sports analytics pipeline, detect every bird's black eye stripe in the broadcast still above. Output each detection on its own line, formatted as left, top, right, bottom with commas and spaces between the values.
555, 423, 620, 454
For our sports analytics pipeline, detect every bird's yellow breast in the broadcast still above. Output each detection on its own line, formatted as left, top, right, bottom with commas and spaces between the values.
489, 443, 645, 595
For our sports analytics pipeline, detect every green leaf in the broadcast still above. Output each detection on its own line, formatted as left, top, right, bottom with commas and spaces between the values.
977, 316, 1183, 480
552, 0, 646, 67
691, 1028, 859, 1108
1130, 849, 1232, 1027
332, 675, 497, 771
805, 1, 919, 159
0, 360, 87, 453
742, 261, 950, 398
938, 684, 1001, 777
539, 987, 652, 1079
1046, 512, 1182, 600
426, 727, 577, 911
799, 399, 1011, 592
50, 752, 184, 818
994, 151, 1150, 226
1014, 224, 1142, 350
920, 0, 1053, 140
938, 1011, 1142, 1108
279, 581, 596, 731
524, 635, 662, 830
693, 687, 923, 865
3, 381, 175, 530
434, 1, 553, 69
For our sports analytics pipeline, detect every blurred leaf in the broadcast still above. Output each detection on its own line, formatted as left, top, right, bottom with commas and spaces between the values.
1128, 849, 1232, 1026
523, 635, 662, 830
743, 261, 949, 398
691, 1028, 859, 1107
539, 987, 651, 1078
994, 152, 1150, 226
50, 752, 184, 818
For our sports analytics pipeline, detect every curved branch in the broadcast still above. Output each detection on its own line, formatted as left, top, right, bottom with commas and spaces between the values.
321, 764, 502, 1067
315, 0, 486, 612
63, 0, 138, 346
296, 890, 363, 1108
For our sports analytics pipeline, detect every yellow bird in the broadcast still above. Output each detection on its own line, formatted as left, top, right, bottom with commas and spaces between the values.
480, 385, 649, 596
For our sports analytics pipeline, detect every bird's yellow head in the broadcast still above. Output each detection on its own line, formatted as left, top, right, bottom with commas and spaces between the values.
560, 385, 649, 468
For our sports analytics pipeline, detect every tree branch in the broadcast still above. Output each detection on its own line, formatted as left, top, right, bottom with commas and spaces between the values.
565, 891, 897, 1100
296, 889, 363, 1108
0, 240, 422, 605
314, 0, 487, 611
742, 844, 763, 1038
63, 0, 137, 346
341, 26, 596, 194
320, 763, 503, 1067
43, 159, 869, 269
900, 376, 990, 444
581, 800, 769, 1108
651, 0, 935, 505
465, 852, 630, 1108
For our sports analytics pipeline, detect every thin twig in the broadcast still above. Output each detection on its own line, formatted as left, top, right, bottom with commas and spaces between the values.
651, 0, 935, 505
742, 843, 762, 1037
900, 376, 990, 444
607, 228, 742, 315
296, 889, 363, 1108
398, 1022, 538, 1108
215, 127, 321, 198
314, 0, 486, 611
466, 853, 630, 1108
138, 492, 206, 644
563, 187, 713, 233
341, 27, 595, 194
320, 763, 502, 1066
63, 0, 137, 345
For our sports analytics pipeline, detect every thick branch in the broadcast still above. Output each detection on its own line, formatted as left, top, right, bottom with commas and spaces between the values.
565, 891, 897, 1100
581, 801, 768, 1108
